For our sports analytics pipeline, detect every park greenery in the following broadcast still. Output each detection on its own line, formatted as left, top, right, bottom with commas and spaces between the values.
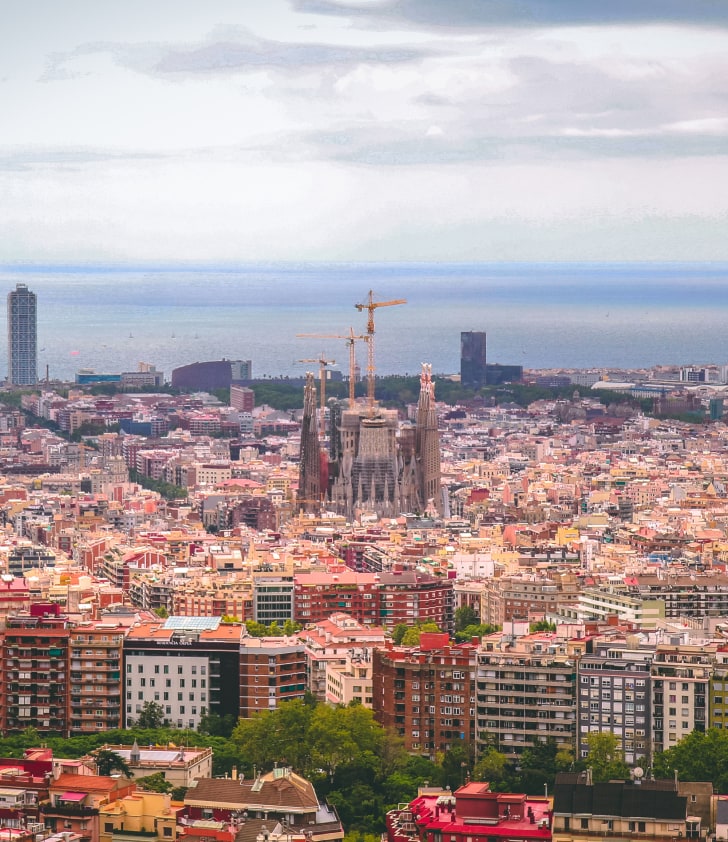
0, 704, 725, 832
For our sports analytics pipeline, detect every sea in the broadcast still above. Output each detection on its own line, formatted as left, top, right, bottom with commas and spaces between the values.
1, 261, 727, 383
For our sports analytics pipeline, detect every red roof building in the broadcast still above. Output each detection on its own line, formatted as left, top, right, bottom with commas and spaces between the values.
387, 783, 552, 842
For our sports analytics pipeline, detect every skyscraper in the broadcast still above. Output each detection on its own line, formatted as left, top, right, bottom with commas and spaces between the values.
460, 330, 486, 388
7, 283, 37, 386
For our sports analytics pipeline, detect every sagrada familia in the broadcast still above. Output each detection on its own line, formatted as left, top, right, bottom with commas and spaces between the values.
298, 364, 443, 520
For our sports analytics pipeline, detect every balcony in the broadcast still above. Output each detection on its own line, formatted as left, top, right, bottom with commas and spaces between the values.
41, 804, 98, 817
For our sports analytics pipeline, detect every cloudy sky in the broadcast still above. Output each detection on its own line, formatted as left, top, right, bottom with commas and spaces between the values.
2, 0, 728, 262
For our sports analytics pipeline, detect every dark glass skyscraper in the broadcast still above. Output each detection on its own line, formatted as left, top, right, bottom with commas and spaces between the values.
460, 330, 487, 388
7, 283, 37, 386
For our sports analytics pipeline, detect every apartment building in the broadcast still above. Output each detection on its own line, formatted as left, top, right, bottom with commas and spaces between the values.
373, 634, 477, 759
475, 633, 576, 760
293, 570, 454, 632
69, 622, 125, 734
2, 603, 71, 736
239, 635, 308, 718
651, 640, 715, 755
123, 617, 242, 729
576, 639, 653, 765
298, 612, 385, 699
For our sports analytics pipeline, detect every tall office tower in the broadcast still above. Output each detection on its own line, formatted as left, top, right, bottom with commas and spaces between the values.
460, 330, 486, 388
298, 372, 321, 511
7, 283, 37, 386
415, 363, 442, 514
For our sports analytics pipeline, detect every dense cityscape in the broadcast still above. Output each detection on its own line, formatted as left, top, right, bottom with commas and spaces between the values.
3, 281, 728, 841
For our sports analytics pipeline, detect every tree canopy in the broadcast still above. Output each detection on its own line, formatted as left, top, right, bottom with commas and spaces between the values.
653, 728, 728, 791
578, 732, 630, 783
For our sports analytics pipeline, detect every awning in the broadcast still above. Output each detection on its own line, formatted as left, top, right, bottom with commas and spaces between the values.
59, 792, 87, 802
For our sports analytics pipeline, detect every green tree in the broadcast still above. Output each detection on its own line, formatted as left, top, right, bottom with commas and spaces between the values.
95, 749, 133, 778
581, 732, 630, 783
454, 623, 500, 643
153, 606, 169, 619
136, 701, 165, 729
136, 772, 172, 793
400, 623, 441, 646
455, 605, 479, 632
529, 620, 556, 633
473, 747, 508, 785
171, 786, 188, 801
198, 713, 236, 738
653, 728, 728, 792
392, 624, 408, 645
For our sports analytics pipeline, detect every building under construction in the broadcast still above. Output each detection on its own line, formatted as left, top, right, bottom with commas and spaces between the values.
299, 363, 444, 520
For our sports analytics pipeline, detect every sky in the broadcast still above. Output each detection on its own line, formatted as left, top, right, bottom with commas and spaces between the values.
1, 0, 728, 263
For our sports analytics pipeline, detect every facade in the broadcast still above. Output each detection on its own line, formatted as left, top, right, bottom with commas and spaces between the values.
326, 652, 374, 707
69, 622, 125, 735
229, 385, 255, 413
239, 636, 308, 718
500, 577, 560, 623
42, 773, 135, 842
99, 791, 181, 842
252, 574, 295, 625
475, 633, 576, 760
297, 612, 385, 700
576, 639, 652, 765
293, 570, 454, 632
373, 635, 477, 758
123, 617, 242, 729
460, 331, 487, 389
651, 641, 714, 755
2, 603, 71, 736
7, 283, 37, 387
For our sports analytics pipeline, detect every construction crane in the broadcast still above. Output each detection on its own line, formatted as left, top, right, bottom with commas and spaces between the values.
297, 354, 336, 431
354, 290, 406, 414
297, 327, 369, 405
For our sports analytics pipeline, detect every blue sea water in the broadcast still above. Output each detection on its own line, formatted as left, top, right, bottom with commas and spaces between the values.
0, 262, 727, 382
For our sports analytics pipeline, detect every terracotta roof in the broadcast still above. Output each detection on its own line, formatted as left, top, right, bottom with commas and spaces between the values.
186, 771, 318, 812
51, 774, 124, 793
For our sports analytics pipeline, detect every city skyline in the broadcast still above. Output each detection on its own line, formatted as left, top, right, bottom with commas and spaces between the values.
2, 2, 728, 263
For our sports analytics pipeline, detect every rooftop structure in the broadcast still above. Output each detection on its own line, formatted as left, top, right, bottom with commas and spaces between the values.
387, 783, 551, 842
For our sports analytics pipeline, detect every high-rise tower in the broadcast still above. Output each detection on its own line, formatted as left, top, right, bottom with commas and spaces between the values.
460, 330, 486, 388
7, 283, 37, 386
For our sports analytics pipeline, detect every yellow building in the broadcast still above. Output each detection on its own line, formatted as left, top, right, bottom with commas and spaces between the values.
99, 791, 181, 842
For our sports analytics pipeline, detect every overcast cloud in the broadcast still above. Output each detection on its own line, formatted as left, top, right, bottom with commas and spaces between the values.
1, 0, 727, 261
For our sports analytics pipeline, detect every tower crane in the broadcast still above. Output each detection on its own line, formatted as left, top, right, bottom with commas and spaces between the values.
297, 354, 336, 431
296, 327, 369, 405
354, 290, 406, 415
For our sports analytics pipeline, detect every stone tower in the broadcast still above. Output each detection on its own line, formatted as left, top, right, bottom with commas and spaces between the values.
415, 363, 443, 514
297, 372, 320, 511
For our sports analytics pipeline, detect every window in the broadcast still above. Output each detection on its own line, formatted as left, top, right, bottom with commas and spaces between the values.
580, 819, 589, 830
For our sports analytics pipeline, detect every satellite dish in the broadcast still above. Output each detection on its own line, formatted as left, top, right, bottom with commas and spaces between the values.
633, 767, 644, 780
